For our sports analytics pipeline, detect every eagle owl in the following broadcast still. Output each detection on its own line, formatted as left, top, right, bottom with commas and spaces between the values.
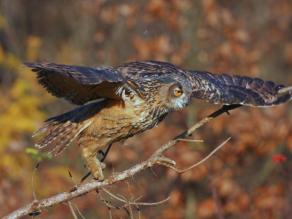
25, 61, 292, 180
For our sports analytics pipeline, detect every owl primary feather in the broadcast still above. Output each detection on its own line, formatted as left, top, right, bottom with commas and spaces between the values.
25, 61, 292, 180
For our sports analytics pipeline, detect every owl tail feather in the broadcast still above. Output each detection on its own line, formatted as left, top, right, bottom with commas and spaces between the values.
33, 119, 92, 156
33, 100, 106, 156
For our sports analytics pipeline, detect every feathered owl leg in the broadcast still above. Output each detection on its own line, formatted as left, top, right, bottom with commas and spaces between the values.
78, 137, 105, 180
82, 149, 105, 180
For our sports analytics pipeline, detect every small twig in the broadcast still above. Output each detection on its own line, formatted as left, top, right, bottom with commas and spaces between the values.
72, 202, 86, 219
177, 138, 204, 143
161, 137, 231, 173
96, 189, 116, 218
97, 187, 170, 219
68, 201, 79, 219
31, 162, 41, 202
102, 188, 170, 207
101, 188, 128, 204
128, 204, 134, 219
133, 196, 171, 206
98, 193, 118, 209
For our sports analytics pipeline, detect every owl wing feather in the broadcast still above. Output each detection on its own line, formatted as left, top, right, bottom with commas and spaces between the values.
26, 61, 291, 107
117, 60, 184, 80
188, 70, 291, 106
25, 62, 125, 105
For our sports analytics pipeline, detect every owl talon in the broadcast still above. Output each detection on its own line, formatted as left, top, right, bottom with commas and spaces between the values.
92, 169, 104, 181
82, 147, 105, 181
88, 161, 105, 180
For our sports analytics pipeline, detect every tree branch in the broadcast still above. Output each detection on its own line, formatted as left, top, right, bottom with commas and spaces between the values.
3, 104, 241, 219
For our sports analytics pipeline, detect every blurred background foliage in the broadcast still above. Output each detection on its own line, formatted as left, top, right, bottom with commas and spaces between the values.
0, 0, 291, 218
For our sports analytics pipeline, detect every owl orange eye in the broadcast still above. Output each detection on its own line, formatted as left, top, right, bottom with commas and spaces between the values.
173, 87, 183, 97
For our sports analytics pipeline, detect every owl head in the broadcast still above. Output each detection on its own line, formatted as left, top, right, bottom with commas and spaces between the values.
164, 82, 191, 110
157, 76, 193, 110
117, 60, 193, 112
134, 75, 193, 112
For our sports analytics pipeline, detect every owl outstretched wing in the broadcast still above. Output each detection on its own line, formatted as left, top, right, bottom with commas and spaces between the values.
188, 71, 291, 107
26, 61, 291, 107
25, 62, 125, 105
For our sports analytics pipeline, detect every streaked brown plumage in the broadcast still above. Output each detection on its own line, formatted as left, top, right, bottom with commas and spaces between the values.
26, 60, 292, 180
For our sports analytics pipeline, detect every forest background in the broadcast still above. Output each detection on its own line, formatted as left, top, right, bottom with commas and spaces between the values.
0, 0, 291, 218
